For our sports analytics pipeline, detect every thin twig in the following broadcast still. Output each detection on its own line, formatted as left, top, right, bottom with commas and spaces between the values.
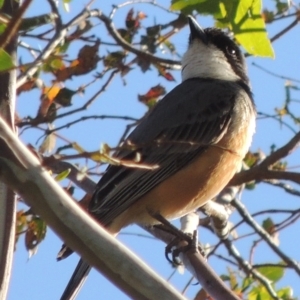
271, 18, 299, 43
253, 63, 300, 84
231, 198, 300, 275
89, 10, 182, 70
223, 239, 280, 300
45, 114, 138, 134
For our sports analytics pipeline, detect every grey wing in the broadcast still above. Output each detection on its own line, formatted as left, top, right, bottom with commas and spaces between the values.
90, 79, 242, 225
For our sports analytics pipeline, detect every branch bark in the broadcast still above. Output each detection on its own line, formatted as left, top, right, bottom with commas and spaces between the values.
0, 117, 186, 300
0, 0, 19, 298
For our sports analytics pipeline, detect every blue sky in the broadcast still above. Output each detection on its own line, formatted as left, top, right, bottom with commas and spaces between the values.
8, 0, 300, 299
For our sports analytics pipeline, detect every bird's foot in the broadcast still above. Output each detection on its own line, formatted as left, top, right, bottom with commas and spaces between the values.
150, 212, 205, 265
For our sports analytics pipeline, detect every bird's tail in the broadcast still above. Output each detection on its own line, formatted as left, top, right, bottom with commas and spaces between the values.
60, 258, 91, 300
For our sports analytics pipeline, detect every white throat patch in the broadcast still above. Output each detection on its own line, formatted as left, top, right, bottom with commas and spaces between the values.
181, 39, 241, 82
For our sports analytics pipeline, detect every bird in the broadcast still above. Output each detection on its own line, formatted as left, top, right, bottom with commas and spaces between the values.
59, 15, 256, 300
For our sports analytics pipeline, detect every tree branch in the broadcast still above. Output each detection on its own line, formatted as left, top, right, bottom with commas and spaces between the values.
90, 9, 182, 70
231, 131, 300, 186
231, 198, 300, 275
223, 239, 280, 299
0, 117, 186, 300
0, 0, 20, 297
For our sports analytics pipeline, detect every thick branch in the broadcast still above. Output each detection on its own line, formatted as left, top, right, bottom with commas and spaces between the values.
145, 215, 240, 300
0, 0, 19, 297
0, 118, 186, 300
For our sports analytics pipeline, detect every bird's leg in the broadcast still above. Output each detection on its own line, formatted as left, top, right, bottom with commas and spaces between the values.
150, 212, 205, 265
150, 211, 193, 242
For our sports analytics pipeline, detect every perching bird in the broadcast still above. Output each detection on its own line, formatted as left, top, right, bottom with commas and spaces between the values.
60, 16, 256, 299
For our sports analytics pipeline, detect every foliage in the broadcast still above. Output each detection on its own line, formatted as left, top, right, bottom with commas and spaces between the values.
1, 0, 300, 299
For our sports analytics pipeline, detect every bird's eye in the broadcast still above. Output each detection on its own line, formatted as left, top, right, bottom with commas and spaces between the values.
226, 46, 236, 56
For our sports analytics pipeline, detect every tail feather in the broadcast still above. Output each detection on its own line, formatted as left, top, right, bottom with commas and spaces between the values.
60, 259, 91, 300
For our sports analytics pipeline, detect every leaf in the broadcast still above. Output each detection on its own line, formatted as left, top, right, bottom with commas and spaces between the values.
103, 51, 126, 69
43, 55, 65, 73
155, 65, 176, 82
262, 217, 276, 235
37, 85, 60, 118
0, 23, 7, 35
171, 0, 225, 17
227, 267, 238, 290
63, 0, 72, 12
171, 0, 208, 11
54, 40, 101, 80
138, 84, 166, 107
0, 48, 15, 71
55, 168, 71, 181
16, 210, 27, 245
72, 142, 85, 153
25, 217, 47, 258
126, 8, 137, 30
256, 265, 284, 283
0, 0, 4, 9
76, 166, 88, 181
248, 285, 270, 300
42, 85, 61, 102
54, 87, 76, 107
39, 133, 56, 154
75, 39, 101, 74
241, 277, 254, 291
171, 0, 274, 57
224, 0, 274, 57
45, 103, 57, 123
194, 288, 212, 300
277, 286, 294, 299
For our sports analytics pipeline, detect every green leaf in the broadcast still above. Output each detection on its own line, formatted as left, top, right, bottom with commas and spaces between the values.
224, 0, 274, 57
25, 217, 47, 258
63, 0, 72, 12
220, 274, 231, 281
262, 217, 276, 235
170, 0, 207, 11
171, 0, 225, 18
248, 285, 271, 300
0, 48, 15, 71
256, 265, 284, 283
277, 287, 294, 299
241, 277, 254, 291
0, 0, 4, 9
171, 0, 274, 57
55, 168, 71, 181
0, 23, 6, 34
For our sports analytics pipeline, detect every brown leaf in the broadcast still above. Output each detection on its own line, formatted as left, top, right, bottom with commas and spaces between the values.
54, 40, 100, 80
54, 87, 76, 107
15, 210, 27, 245
156, 64, 176, 81
138, 84, 166, 107
126, 8, 137, 30
17, 78, 37, 94
37, 85, 60, 118
194, 288, 213, 300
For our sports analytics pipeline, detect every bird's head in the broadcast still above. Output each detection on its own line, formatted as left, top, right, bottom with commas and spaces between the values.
182, 16, 249, 86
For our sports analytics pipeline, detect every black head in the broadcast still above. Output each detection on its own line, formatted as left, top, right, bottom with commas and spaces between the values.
182, 16, 249, 87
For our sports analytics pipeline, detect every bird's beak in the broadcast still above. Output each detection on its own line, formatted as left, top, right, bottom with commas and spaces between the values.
188, 16, 208, 45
